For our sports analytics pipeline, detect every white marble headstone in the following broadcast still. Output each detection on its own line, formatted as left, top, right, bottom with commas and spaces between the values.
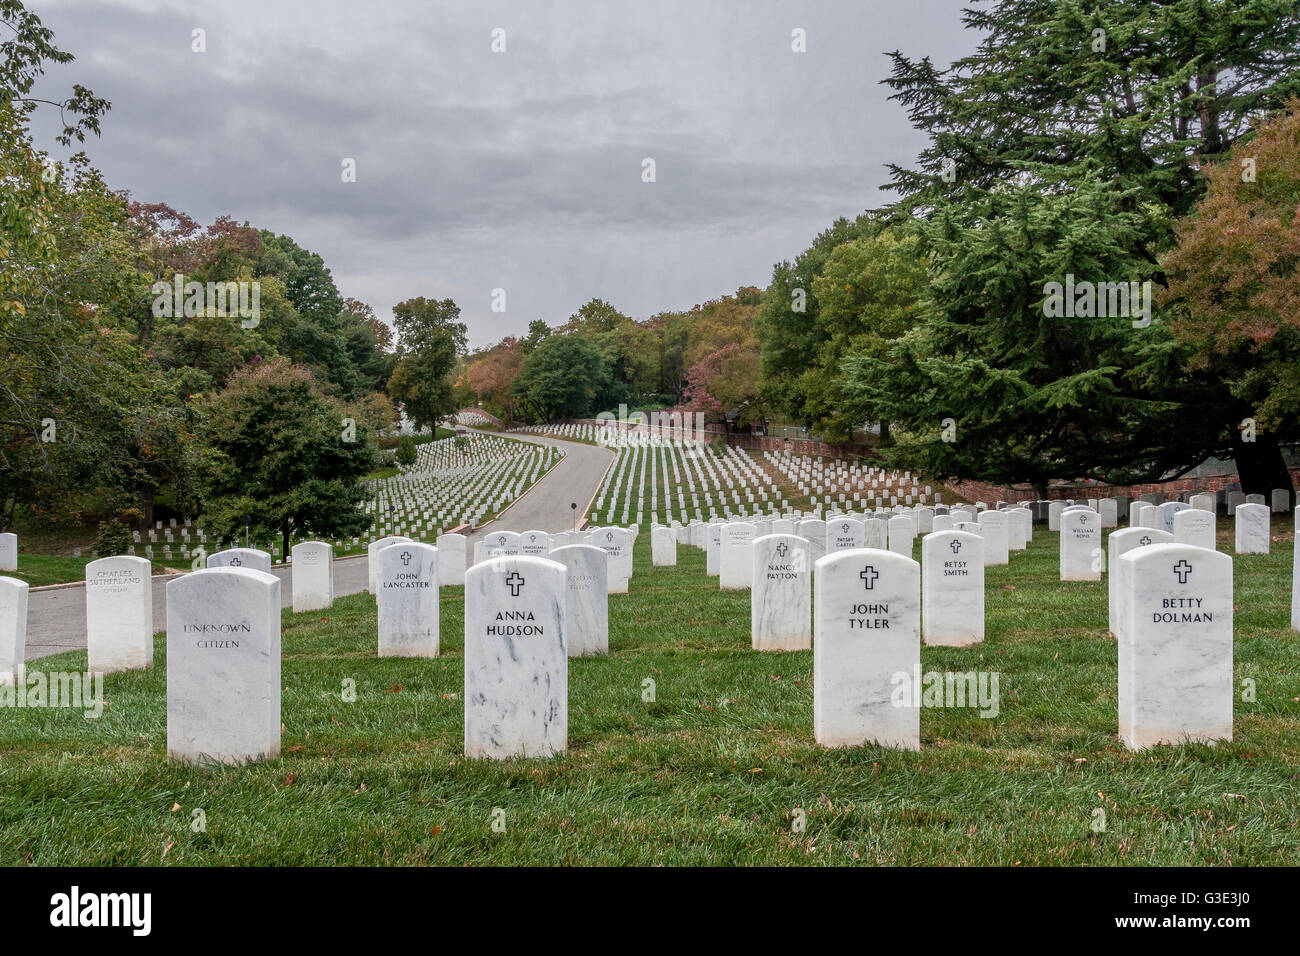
521, 530, 550, 557
486, 530, 523, 558
377, 542, 438, 657
1234, 503, 1269, 554
720, 522, 757, 590
1172, 508, 1215, 552
464, 556, 567, 759
974, 511, 1008, 566
887, 515, 915, 558
922, 531, 983, 647
436, 533, 467, 586
85, 555, 153, 673
813, 549, 920, 750
367, 535, 412, 593
207, 547, 271, 574
1117, 543, 1232, 750
1060, 508, 1102, 581
825, 519, 865, 555
751, 534, 811, 651
796, 519, 826, 566
651, 526, 677, 566
290, 541, 333, 612
594, 527, 632, 593
1107, 528, 1172, 638
706, 523, 722, 576
0, 533, 15, 573
1293, 511, 1300, 632
551, 545, 608, 656
1156, 501, 1188, 535
166, 567, 280, 765
0, 576, 29, 686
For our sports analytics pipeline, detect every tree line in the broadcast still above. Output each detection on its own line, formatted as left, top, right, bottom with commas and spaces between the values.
0, 1, 466, 546
458, 0, 1300, 498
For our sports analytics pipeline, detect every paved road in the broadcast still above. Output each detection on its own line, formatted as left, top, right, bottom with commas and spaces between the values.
24, 429, 611, 661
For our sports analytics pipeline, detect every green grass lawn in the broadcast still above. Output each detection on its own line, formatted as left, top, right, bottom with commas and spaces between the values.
1, 525, 1297, 865
4, 554, 190, 590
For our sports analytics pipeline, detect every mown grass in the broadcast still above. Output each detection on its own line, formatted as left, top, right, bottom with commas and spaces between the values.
5, 554, 190, 590
0, 523, 1296, 865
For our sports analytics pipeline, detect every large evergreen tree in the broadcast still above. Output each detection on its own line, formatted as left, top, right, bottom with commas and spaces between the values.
840, 0, 1300, 493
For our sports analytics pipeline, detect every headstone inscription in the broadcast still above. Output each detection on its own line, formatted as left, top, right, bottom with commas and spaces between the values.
85, 555, 153, 673
751, 534, 811, 651
166, 568, 280, 765
464, 556, 567, 759
551, 544, 608, 657
922, 531, 984, 647
813, 550, 920, 751
290, 541, 333, 613
1117, 544, 1232, 750
377, 542, 438, 657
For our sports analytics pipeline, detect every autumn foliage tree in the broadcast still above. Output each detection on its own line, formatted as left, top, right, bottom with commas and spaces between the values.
1163, 98, 1300, 499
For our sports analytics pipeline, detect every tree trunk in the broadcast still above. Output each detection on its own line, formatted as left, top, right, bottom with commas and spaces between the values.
1230, 429, 1294, 506
138, 486, 155, 528
282, 524, 292, 563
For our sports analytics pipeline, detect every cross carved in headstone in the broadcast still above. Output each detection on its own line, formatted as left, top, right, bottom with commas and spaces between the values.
1139, 535, 1152, 546
1078, 513, 1089, 524
606, 531, 614, 542
1172, 560, 1193, 584
229, 557, 242, 567
400, 551, 412, 566
860, 566, 879, 589
505, 571, 525, 596
950, 539, 962, 554
776, 542, 788, 558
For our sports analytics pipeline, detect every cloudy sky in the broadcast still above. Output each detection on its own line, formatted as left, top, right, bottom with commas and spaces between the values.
31, 0, 974, 348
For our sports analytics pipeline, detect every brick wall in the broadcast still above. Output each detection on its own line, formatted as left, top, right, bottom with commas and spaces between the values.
949, 468, 1300, 504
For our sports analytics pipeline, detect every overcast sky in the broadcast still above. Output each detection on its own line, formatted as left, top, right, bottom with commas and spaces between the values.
31, 0, 974, 349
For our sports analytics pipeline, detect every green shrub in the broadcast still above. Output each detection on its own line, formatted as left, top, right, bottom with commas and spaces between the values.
395, 435, 418, 467
93, 520, 132, 557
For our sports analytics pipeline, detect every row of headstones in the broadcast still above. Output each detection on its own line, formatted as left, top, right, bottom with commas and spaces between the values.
363, 433, 561, 533
0, 541, 615, 764
1056, 500, 1272, 585
4, 514, 1299, 760
593, 437, 790, 525
171, 547, 611, 764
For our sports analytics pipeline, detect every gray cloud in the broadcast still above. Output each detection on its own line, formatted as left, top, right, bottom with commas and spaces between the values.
30, 0, 974, 347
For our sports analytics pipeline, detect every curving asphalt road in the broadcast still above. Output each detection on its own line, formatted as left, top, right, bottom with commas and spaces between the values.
23, 429, 612, 661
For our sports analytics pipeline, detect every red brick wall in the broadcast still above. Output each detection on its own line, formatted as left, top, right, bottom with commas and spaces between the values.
949, 468, 1300, 504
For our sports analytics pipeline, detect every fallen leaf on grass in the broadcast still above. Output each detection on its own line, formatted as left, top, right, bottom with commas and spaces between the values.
170, 803, 180, 812
284, 773, 295, 787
